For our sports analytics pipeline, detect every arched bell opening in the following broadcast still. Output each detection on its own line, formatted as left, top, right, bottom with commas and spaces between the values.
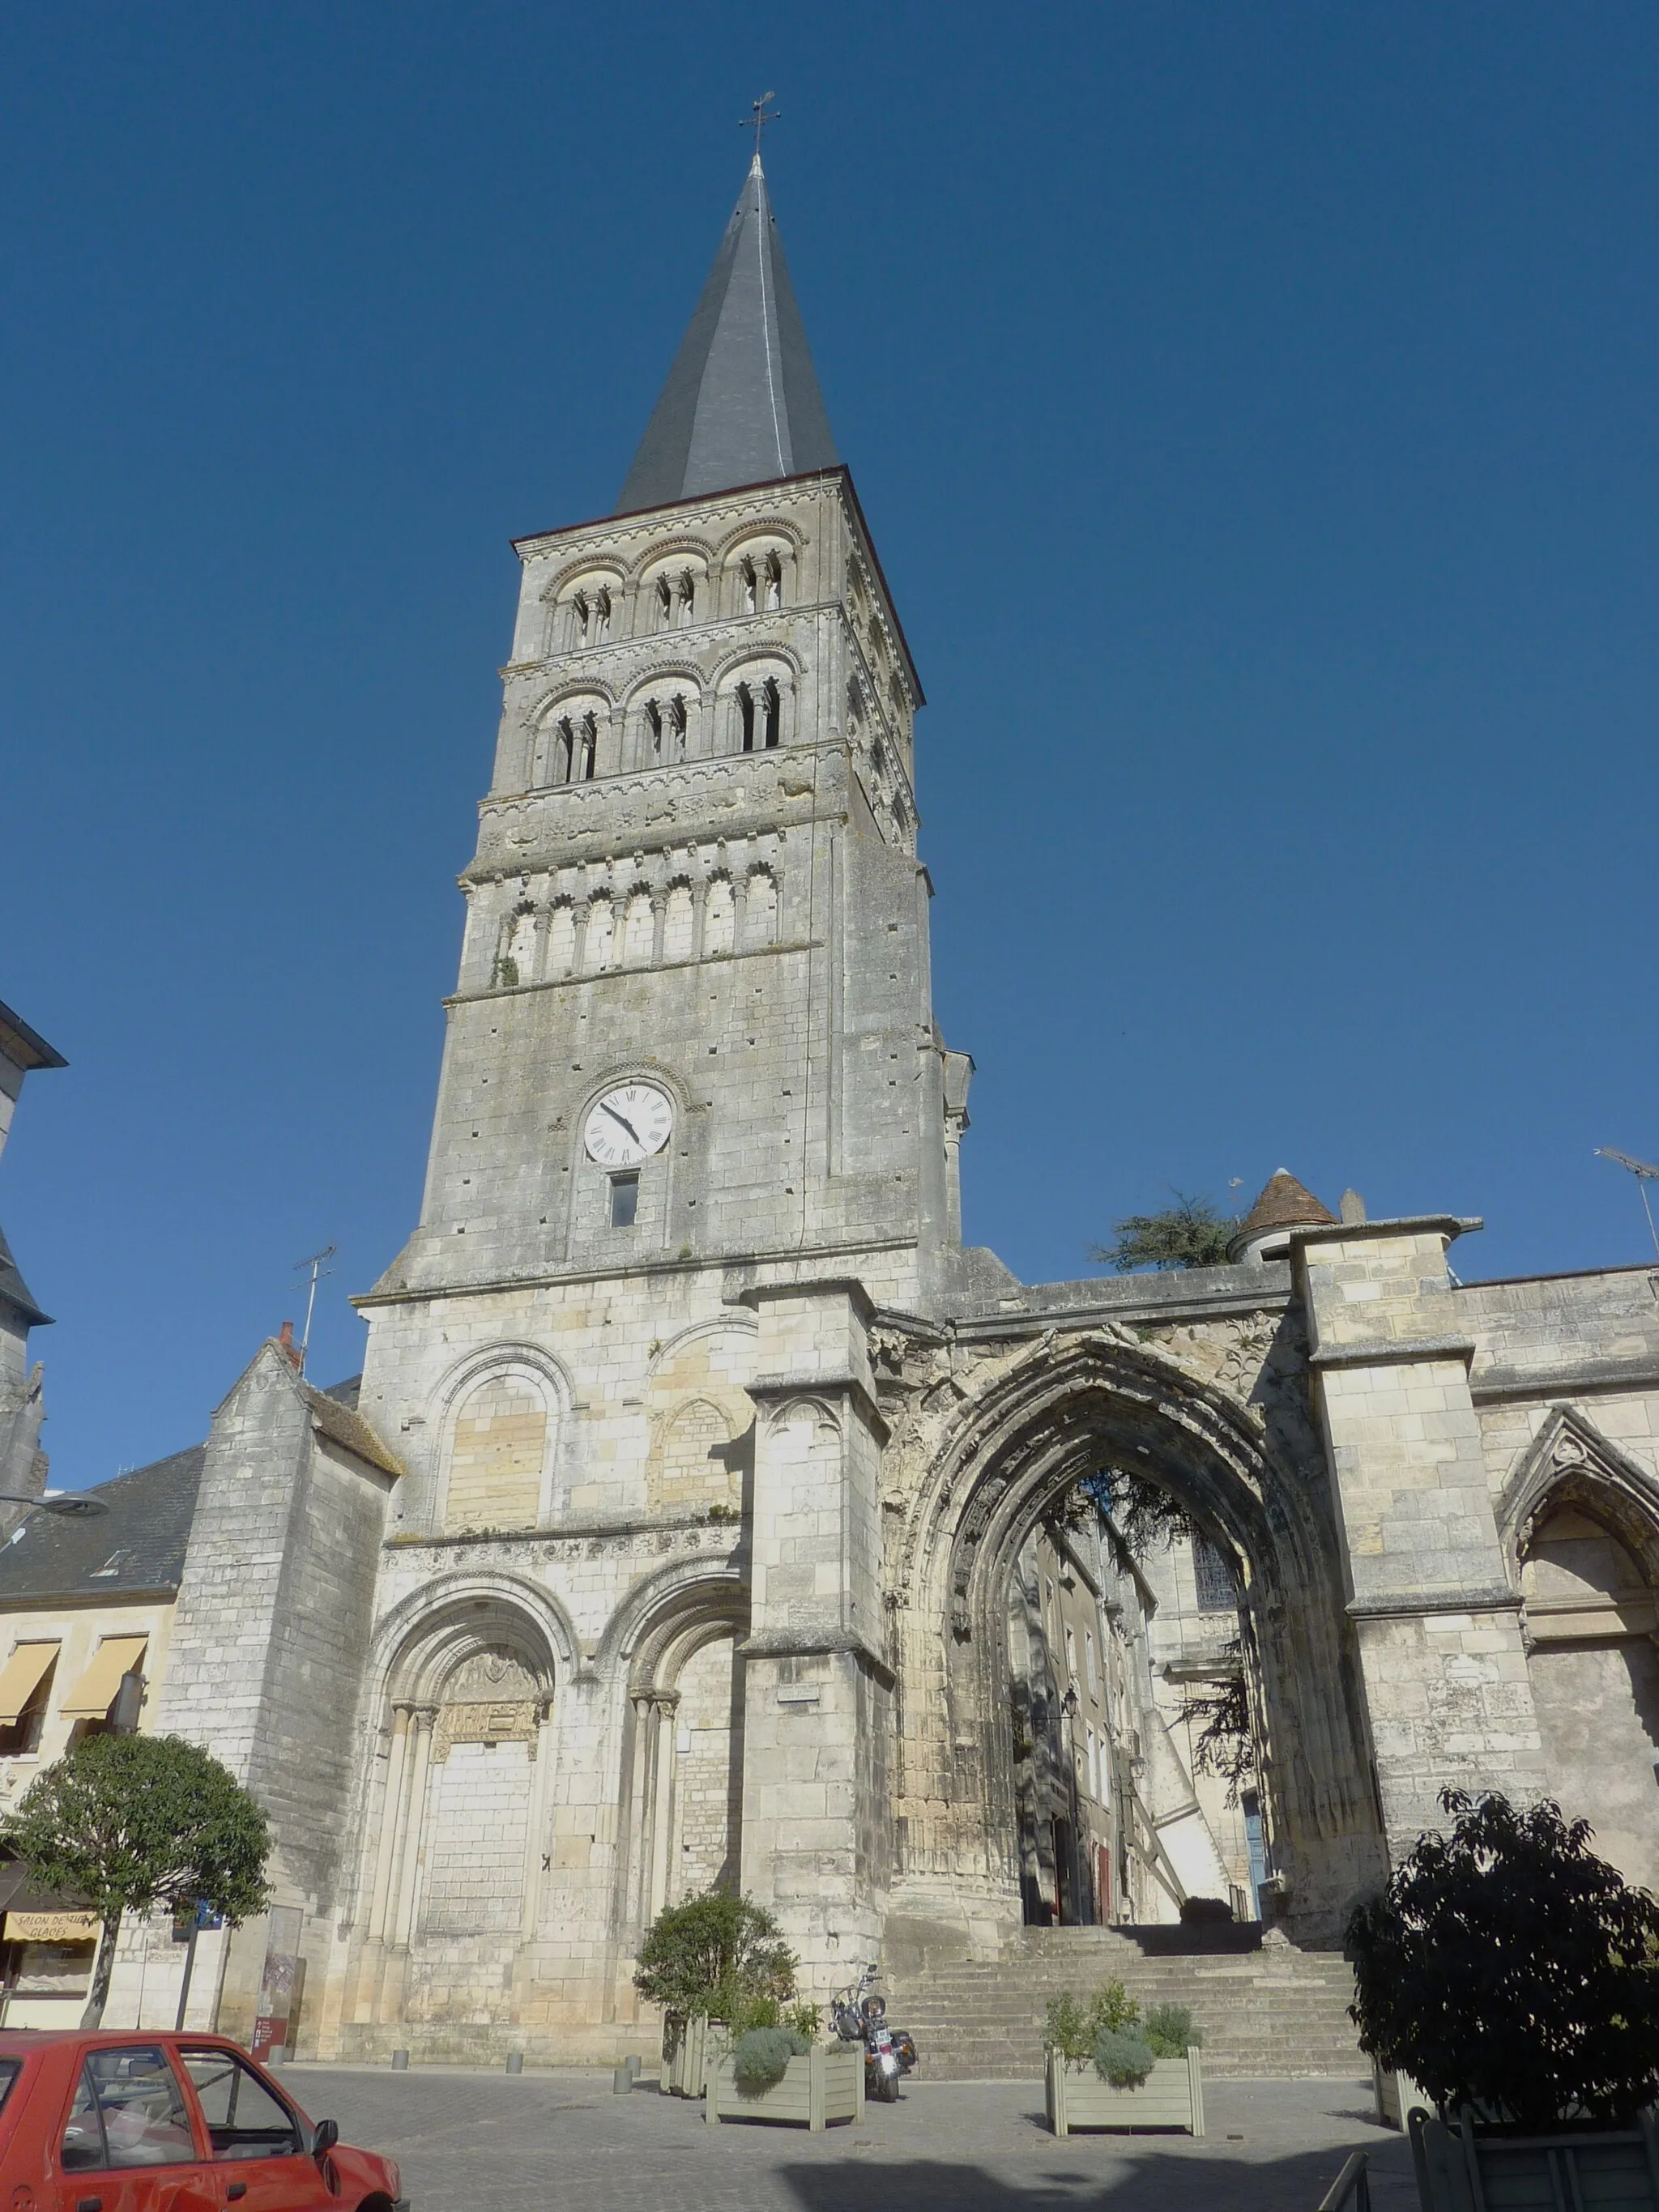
893, 1337, 1382, 1946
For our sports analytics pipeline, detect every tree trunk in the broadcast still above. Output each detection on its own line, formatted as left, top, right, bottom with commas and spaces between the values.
79, 1915, 119, 2029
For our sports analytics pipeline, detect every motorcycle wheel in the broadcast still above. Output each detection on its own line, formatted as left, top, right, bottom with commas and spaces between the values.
880, 2071, 901, 2102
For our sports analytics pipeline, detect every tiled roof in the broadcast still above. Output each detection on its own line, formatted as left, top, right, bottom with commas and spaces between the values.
0, 1445, 203, 1605
0, 999, 66, 1073
0, 1223, 49, 1328
1229, 1170, 1337, 1256
0, 1370, 390, 1606
301, 1377, 402, 1478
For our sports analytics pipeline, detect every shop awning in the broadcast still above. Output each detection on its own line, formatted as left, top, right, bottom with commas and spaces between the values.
59, 1635, 147, 1719
0, 1641, 58, 1725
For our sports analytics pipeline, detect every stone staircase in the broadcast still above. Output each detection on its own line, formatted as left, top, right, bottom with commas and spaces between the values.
885, 1926, 1366, 2082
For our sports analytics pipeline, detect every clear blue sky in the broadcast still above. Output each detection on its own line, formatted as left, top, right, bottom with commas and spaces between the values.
4, 4, 1656, 1490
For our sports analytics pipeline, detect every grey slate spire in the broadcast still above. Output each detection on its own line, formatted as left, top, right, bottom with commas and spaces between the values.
616, 155, 838, 514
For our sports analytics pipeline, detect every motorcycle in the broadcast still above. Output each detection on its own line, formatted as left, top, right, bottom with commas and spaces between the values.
830, 1963, 919, 2103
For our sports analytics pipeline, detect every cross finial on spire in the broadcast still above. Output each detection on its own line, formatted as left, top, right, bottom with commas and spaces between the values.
741, 90, 780, 164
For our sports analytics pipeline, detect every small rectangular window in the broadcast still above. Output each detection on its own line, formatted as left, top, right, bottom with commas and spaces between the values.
609, 1172, 639, 1228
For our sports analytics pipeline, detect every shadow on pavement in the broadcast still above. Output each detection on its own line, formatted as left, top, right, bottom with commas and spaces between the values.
778, 2145, 1419, 2211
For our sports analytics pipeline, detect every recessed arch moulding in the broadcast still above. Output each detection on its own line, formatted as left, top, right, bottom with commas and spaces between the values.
873, 1317, 1386, 1954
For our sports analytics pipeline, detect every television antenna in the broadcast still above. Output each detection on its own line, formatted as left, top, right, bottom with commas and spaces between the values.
292, 1243, 338, 1366
1593, 1149, 1659, 1259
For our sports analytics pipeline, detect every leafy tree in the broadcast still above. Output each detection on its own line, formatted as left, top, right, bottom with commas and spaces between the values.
1174, 1663, 1257, 1801
4, 1733, 271, 2026
633, 1890, 797, 2022
1090, 1191, 1235, 1274
1095, 1468, 1192, 1553
1346, 1789, 1659, 2128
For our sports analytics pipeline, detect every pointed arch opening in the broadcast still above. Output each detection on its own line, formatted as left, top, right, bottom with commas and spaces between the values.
1507, 1410, 1659, 1890
891, 1333, 1380, 1946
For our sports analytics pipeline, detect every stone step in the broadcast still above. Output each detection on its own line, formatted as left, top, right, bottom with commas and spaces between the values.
883, 1929, 1365, 2082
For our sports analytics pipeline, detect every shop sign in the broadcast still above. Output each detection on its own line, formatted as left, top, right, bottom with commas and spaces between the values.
3, 1912, 100, 1942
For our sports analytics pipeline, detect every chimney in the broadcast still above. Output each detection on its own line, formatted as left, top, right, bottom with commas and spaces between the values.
276, 1320, 303, 1372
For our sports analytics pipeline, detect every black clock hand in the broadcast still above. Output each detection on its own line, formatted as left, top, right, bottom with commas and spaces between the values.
601, 1102, 642, 1144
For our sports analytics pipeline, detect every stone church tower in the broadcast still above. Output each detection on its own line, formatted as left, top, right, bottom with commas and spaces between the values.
7, 141, 1656, 2072
221, 152, 1655, 2069
326, 154, 969, 2051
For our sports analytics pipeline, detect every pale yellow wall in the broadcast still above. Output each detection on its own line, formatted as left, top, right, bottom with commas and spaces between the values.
0, 1596, 177, 2026
0, 1596, 177, 1818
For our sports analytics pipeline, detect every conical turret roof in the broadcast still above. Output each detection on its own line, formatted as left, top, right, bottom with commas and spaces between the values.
616, 156, 838, 514
1227, 1170, 1337, 1261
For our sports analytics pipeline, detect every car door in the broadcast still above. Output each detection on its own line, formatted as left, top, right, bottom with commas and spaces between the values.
173, 2048, 328, 2212
50, 2042, 215, 2212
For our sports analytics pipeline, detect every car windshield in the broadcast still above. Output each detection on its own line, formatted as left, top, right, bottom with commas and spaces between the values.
0, 2057, 20, 2113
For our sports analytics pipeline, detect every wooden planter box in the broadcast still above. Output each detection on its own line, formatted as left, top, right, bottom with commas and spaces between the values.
1046, 2048, 1205, 2137
706, 2044, 864, 2130
1410, 2108, 1659, 2210
661, 2014, 727, 2098
1374, 2060, 1433, 2130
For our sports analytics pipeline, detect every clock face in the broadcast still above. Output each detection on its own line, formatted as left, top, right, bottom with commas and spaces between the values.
583, 1082, 674, 1169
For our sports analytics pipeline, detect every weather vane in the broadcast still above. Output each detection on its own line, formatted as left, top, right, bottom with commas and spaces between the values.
741, 91, 780, 159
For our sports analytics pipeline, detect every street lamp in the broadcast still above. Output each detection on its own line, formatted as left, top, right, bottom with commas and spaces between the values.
0, 1492, 108, 1519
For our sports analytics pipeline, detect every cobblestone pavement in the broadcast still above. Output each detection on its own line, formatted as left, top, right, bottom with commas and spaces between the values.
282, 2065, 1420, 2211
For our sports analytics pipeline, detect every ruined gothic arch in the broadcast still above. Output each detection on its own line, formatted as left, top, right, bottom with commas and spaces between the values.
891, 1330, 1380, 1938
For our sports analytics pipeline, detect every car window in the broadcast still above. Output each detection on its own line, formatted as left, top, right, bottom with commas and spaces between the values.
179, 2048, 303, 2159
61, 2045, 198, 2171
60, 2065, 104, 2171
0, 2056, 20, 2113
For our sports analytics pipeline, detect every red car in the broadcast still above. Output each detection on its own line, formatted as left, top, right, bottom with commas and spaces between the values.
0, 2028, 407, 2211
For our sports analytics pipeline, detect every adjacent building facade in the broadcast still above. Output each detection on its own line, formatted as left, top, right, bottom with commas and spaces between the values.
7, 156, 1659, 2059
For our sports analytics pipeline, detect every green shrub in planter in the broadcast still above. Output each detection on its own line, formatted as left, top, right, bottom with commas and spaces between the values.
1346, 1788, 1659, 2129
731, 2026, 811, 2095
1088, 1978, 1140, 2037
1043, 1991, 1092, 2065
1093, 2027, 1157, 2088
1144, 2004, 1201, 2058
1045, 1980, 1144, 2066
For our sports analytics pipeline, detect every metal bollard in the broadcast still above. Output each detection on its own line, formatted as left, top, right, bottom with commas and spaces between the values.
390, 2050, 409, 2070
626, 2054, 642, 2079
505, 2052, 524, 2075
612, 2064, 632, 2095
